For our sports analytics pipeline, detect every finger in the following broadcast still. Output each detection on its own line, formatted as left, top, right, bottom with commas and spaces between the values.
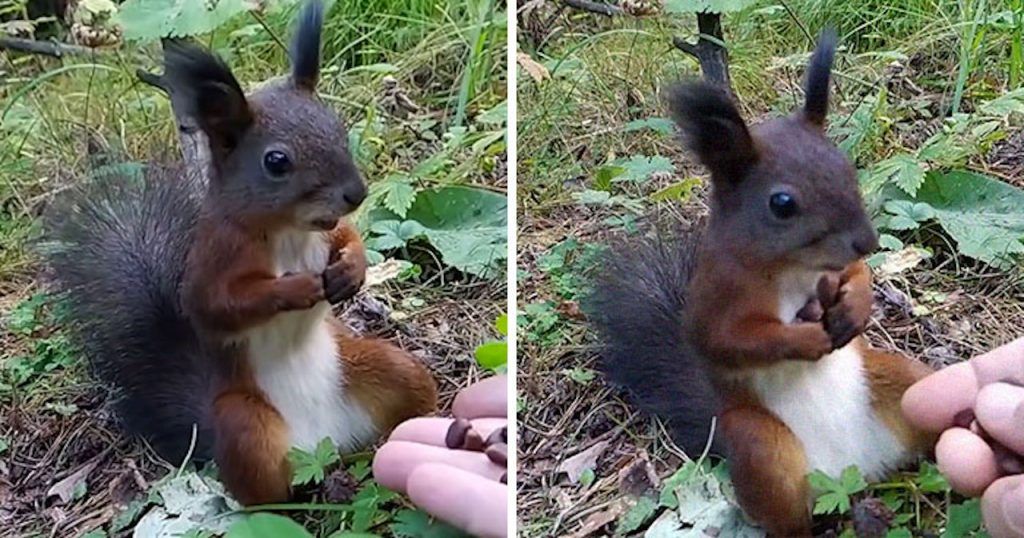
371, 440, 504, 493
936, 427, 1001, 496
976, 382, 1024, 455
453, 375, 508, 419
902, 338, 1024, 432
389, 417, 507, 446
982, 475, 1024, 538
406, 463, 508, 538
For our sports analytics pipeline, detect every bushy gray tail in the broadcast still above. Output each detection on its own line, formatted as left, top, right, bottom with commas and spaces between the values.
42, 165, 214, 462
585, 228, 723, 456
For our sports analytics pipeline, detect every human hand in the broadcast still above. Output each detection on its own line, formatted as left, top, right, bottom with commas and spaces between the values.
902, 338, 1024, 537
373, 375, 508, 538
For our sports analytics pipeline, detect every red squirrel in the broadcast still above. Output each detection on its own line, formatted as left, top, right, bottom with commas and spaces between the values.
44, 0, 437, 505
588, 31, 935, 536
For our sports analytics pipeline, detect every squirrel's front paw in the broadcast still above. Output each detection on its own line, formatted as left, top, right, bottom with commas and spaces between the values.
277, 272, 326, 310
823, 283, 871, 349
791, 323, 834, 360
322, 248, 365, 304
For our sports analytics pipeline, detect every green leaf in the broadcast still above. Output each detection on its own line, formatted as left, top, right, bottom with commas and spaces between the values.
474, 341, 507, 371
912, 170, 1024, 268
917, 461, 950, 493
593, 165, 626, 190
624, 117, 675, 136
367, 220, 426, 251
398, 186, 507, 278
617, 496, 657, 534
611, 155, 674, 183
117, 0, 251, 41
943, 499, 983, 538
871, 154, 927, 197
886, 529, 913, 538
839, 466, 867, 494
663, 0, 756, 14
650, 178, 701, 202
226, 513, 312, 538
8, 293, 46, 335
579, 468, 596, 488
495, 314, 508, 336
564, 367, 596, 385
878, 234, 904, 251
659, 462, 700, 508
382, 176, 418, 218
390, 509, 469, 537
288, 438, 340, 486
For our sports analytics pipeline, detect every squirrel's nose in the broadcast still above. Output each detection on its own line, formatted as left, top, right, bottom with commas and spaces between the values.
852, 228, 878, 257
343, 184, 367, 208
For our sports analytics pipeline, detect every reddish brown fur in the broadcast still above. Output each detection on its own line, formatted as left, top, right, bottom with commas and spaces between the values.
688, 256, 834, 368
719, 402, 813, 537
213, 384, 293, 505
333, 323, 438, 430
182, 216, 324, 335
862, 343, 936, 454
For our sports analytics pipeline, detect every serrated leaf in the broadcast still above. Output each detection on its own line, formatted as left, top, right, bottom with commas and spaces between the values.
839, 466, 867, 494
390, 509, 468, 538
871, 154, 927, 196
943, 499, 983, 538
226, 513, 312, 538
813, 491, 846, 515
117, 0, 253, 41
611, 155, 674, 182
288, 437, 339, 486
917, 461, 950, 493
878, 234, 904, 251
382, 177, 417, 218
594, 165, 626, 190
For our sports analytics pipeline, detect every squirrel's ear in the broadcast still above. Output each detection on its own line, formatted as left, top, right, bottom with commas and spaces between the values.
668, 82, 757, 182
801, 28, 837, 128
290, 0, 324, 92
163, 40, 253, 153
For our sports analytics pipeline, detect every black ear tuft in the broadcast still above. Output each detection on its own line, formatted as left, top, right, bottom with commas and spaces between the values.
803, 28, 837, 127
667, 81, 757, 183
163, 39, 252, 152
291, 0, 324, 92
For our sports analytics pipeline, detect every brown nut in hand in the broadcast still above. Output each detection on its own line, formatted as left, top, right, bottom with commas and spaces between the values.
486, 426, 507, 447
463, 429, 485, 452
485, 443, 508, 467
446, 418, 472, 450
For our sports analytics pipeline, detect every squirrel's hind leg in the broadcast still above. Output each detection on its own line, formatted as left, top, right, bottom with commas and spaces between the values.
338, 334, 438, 433
721, 404, 813, 537
212, 388, 292, 505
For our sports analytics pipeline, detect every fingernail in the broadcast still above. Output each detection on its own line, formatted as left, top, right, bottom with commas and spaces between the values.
1002, 482, 1024, 533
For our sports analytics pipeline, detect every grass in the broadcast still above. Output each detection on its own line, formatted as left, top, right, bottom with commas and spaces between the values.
517, 1, 1024, 536
0, 0, 506, 536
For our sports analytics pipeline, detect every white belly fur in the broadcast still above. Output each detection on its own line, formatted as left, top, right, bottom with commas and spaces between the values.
240, 229, 377, 452
748, 269, 913, 480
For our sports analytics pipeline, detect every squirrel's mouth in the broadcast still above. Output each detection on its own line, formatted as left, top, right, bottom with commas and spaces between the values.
310, 218, 339, 231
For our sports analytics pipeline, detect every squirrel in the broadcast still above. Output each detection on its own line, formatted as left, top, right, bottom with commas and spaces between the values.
587, 31, 936, 536
43, 0, 437, 505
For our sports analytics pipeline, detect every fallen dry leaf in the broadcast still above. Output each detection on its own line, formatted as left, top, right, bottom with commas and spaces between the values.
364, 258, 409, 288
517, 51, 550, 83
568, 498, 630, 538
558, 440, 609, 484
46, 461, 96, 505
618, 451, 659, 497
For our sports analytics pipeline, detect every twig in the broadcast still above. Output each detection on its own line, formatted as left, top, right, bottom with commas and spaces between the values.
0, 36, 97, 58
563, 0, 623, 17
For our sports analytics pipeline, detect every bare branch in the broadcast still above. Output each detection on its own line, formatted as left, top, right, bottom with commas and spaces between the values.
563, 0, 623, 17
0, 36, 98, 58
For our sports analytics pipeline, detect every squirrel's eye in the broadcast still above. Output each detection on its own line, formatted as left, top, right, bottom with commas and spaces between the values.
263, 150, 291, 176
769, 192, 798, 219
